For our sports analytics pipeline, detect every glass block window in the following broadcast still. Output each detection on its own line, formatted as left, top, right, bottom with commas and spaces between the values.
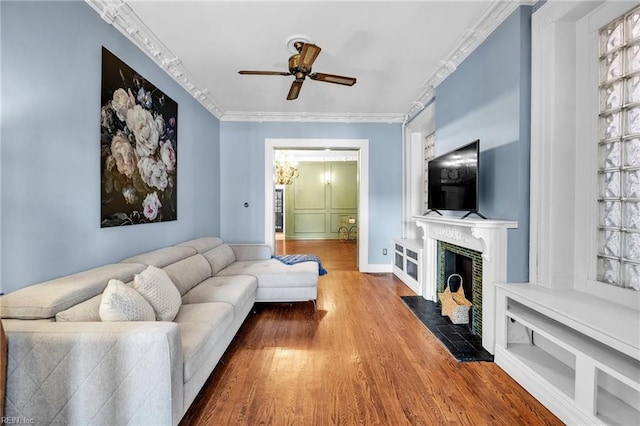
424, 132, 436, 212
597, 6, 640, 291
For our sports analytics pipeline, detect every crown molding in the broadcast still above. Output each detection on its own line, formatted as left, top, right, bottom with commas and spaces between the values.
85, 0, 225, 119
221, 111, 405, 124
87, 0, 530, 125
405, 0, 534, 121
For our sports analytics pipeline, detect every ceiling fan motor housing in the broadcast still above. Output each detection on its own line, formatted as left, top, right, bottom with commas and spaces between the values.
288, 54, 309, 80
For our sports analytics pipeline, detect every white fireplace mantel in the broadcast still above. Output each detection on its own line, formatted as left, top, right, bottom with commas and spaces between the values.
413, 215, 517, 354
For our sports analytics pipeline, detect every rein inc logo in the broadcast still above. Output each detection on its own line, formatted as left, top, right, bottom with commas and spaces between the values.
1, 418, 34, 425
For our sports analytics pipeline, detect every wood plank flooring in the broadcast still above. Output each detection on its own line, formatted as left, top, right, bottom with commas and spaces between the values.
180, 240, 561, 425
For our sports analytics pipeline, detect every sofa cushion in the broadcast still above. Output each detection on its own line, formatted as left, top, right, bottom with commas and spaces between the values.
55, 294, 102, 322
163, 254, 212, 296
202, 244, 236, 276
0, 263, 146, 319
174, 302, 234, 382
133, 266, 182, 321
216, 259, 318, 288
99, 279, 156, 322
181, 275, 257, 313
120, 246, 197, 269
176, 237, 224, 254
229, 244, 272, 261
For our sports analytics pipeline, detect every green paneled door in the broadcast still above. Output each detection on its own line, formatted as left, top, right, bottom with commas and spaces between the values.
285, 161, 357, 239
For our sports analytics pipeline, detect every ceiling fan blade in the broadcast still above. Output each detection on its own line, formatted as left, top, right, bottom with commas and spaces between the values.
298, 43, 322, 70
287, 80, 303, 100
309, 72, 356, 86
238, 70, 291, 76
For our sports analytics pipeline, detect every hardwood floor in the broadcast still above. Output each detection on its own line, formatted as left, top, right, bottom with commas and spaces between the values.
180, 240, 561, 425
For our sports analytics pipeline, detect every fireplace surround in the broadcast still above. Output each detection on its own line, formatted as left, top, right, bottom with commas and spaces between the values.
414, 215, 517, 353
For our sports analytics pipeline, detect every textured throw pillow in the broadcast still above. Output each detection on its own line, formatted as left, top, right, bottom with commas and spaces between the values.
133, 265, 181, 321
99, 279, 155, 322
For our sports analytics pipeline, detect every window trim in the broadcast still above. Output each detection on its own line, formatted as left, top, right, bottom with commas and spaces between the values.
530, 0, 640, 309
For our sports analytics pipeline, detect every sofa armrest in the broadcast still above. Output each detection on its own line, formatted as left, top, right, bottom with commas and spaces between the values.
229, 244, 272, 261
2, 320, 183, 426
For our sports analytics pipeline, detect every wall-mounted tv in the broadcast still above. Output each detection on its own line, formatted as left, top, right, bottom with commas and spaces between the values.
427, 140, 480, 216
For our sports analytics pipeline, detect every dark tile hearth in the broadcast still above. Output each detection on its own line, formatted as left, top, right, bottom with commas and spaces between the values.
401, 296, 493, 362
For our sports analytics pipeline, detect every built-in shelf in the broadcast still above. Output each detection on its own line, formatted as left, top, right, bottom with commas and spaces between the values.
495, 283, 640, 426
506, 343, 575, 398
597, 376, 640, 426
392, 238, 422, 295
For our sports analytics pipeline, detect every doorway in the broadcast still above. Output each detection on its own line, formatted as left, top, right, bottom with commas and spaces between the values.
264, 138, 369, 271
279, 152, 357, 240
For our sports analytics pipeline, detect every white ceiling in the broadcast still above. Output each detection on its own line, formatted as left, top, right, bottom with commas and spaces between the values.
88, 1, 527, 122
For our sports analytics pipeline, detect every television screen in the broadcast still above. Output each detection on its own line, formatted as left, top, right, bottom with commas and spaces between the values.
427, 140, 479, 212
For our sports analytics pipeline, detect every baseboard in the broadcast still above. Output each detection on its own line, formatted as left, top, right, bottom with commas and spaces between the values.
360, 264, 393, 273
494, 346, 599, 426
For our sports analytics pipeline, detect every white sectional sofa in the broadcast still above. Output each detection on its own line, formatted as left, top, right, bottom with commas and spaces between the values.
0, 237, 319, 425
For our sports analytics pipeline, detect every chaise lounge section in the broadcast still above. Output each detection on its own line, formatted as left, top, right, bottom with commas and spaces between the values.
0, 237, 320, 425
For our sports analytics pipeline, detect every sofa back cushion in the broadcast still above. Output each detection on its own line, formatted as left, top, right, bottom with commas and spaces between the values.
0, 263, 146, 319
55, 294, 102, 322
163, 254, 212, 295
202, 244, 237, 276
175, 237, 224, 254
120, 246, 197, 269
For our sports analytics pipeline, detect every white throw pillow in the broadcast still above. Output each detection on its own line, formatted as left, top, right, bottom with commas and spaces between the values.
99, 279, 155, 322
133, 265, 181, 321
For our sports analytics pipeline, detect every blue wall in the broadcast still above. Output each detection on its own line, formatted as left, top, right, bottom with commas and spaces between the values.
220, 121, 402, 265
1, 1, 221, 293
435, 6, 532, 282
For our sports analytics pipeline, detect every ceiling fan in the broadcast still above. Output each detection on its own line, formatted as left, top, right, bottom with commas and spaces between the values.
238, 40, 357, 100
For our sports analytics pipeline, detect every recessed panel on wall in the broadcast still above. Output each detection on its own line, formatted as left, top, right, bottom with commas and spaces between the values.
100, 47, 178, 227
294, 213, 326, 233
330, 162, 358, 209
294, 163, 326, 210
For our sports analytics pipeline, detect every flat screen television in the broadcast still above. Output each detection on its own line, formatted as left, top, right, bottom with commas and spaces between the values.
427, 140, 479, 214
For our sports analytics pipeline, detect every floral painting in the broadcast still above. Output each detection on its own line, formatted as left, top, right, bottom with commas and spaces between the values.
100, 47, 177, 227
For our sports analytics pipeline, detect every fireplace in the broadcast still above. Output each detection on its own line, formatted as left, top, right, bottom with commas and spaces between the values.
438, 242, 483, 336
413, 215, 517, 354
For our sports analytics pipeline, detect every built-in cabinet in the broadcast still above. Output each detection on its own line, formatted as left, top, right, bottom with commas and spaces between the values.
285, 161, 357, 240
392, 238, 422, 295
495, 284, 640, 425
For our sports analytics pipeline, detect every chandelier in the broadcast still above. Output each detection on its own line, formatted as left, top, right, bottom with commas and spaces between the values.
274, 152, 299, 185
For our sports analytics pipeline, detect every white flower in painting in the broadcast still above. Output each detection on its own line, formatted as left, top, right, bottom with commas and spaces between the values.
122, 186, 137, 205
111, 133, 136, 178
159, 140, 176, 173
126, 105, 159, 157
138, 156, 168, 191
155, 114, 165, 138
142, 192, 162, 221
111, 88, 136, 122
